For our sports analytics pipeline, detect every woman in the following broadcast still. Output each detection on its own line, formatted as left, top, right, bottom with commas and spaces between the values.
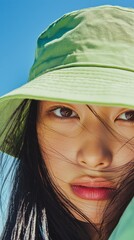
0, 5, 134, 240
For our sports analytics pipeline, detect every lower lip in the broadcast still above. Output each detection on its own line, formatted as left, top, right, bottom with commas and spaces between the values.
71, 185, 115, 200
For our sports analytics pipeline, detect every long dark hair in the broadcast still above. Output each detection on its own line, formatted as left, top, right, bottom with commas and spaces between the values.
0, 100, 134, 240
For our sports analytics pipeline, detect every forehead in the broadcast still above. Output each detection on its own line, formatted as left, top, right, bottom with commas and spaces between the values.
37, 100, 129, 113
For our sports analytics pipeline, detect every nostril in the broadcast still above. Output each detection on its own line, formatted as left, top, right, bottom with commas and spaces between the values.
81, 160, 86, 164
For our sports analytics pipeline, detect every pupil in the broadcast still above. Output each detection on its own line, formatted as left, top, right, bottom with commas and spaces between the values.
61, 108, 72, 117
126, 111, 134, 120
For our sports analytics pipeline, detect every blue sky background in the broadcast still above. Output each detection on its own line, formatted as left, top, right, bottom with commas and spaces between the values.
1, 0, 134, 96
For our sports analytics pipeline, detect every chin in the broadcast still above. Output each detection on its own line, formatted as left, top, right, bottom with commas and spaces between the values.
68, 204, 104, 224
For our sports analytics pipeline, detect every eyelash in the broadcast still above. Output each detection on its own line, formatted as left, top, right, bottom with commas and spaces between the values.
116, 110, 134, 123
48, 106, 134, 123
48, 106, 79, 119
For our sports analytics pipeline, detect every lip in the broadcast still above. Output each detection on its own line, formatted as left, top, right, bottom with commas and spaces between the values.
70, 177, 116, 201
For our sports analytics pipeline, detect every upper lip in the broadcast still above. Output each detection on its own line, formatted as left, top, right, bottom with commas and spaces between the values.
71, 177, 115, 189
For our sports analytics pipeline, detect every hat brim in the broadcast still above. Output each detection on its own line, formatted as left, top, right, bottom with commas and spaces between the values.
1, 66, 134, 107
0, 66, 134, 156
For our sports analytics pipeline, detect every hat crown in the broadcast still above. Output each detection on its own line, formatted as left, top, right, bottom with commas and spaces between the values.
29, 5, 134, 81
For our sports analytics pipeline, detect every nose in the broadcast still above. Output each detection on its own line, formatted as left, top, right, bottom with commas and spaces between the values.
77, 139, 112, 170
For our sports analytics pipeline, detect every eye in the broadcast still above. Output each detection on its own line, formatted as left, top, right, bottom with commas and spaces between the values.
50, 106, 79, 119
117, 110, 134, 122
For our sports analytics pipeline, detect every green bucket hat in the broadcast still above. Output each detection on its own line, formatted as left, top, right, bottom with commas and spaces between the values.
1, 5, 134, 151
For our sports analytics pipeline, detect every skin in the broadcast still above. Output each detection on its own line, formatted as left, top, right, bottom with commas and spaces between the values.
37, 101, 134, 224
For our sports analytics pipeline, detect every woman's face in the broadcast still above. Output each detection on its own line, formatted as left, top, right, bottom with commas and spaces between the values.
37, 101, 134, 223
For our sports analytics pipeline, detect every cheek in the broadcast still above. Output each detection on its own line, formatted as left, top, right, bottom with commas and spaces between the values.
113, 144, 134, 167
39, 133, 77, 160
37, 124, 79, 180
